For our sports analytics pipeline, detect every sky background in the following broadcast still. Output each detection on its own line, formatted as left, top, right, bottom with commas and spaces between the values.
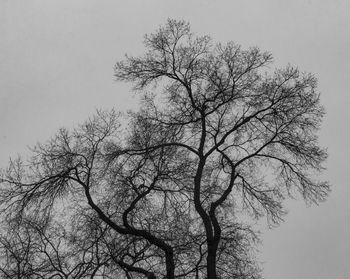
1, 1, 350, 278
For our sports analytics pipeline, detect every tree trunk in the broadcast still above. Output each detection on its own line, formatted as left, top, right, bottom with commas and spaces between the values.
206, 240, 219, 279
165, 249, 175, 279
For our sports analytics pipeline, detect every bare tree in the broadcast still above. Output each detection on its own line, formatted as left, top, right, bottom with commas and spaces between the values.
0, 19, 328, 279
114, 19, 329, 278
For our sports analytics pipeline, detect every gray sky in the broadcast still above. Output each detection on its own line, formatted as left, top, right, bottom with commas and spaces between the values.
1, 1, 350, 278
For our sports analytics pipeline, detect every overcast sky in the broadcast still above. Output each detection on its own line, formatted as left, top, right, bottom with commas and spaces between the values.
1, 1, 350, 278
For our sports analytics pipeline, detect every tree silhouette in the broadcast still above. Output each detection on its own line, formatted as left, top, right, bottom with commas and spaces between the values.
0, 19, 328, 279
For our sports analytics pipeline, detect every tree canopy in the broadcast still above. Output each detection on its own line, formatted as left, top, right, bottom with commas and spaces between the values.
0, 19, 329, 279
